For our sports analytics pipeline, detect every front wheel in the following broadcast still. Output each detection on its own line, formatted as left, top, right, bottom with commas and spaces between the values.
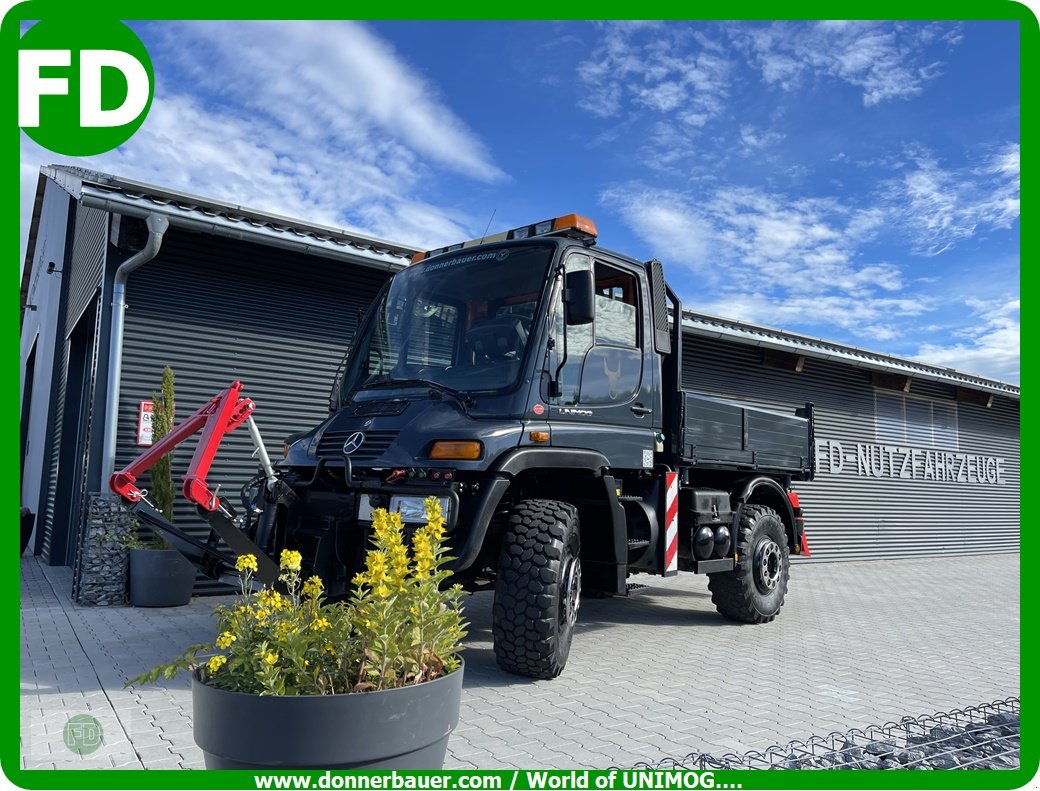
707, 504, 789, 623
493, 499, 581, 679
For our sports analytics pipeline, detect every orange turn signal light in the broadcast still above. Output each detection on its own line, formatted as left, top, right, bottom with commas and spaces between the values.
429, 440, 482, 460
529, 431, 549, 443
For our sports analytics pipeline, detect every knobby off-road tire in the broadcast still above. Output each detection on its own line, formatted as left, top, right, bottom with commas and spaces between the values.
493, 499, 581, 679
707, 504, 789, 624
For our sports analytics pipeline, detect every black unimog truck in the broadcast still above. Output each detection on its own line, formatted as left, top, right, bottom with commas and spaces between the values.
113, 214, 814, 680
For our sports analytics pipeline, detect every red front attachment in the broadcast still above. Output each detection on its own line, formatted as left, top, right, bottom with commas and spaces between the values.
109, 381, 255, 510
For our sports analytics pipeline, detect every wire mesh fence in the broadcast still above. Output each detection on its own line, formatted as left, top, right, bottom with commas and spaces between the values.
633, 697, 1020, 770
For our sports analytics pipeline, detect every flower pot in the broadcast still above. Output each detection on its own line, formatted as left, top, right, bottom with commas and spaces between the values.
129, 547, 195, 607
192, 661, 464, 769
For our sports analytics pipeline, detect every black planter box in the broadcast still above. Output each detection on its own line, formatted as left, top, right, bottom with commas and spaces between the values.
129, 548, 195, 607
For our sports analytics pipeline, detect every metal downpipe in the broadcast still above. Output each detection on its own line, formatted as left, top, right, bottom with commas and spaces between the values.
101, 213, 169, 486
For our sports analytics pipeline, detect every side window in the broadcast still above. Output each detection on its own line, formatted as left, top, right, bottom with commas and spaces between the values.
593, 263, 638, 347
552, 257, 643, 406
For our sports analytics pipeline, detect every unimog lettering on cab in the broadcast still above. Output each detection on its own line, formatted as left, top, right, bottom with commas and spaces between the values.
112, 214, 814, 680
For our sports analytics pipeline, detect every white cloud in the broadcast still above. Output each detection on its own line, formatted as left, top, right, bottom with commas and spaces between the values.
703, 187, 899, 296
884, 144, 1019, 256
601, 185, 714, 266
738, 124, 785, 155
20, 20, 504, 261
577, 23, 732, 126
601, 183, 915, 339
151, 21, 505, 185
734, 21, 961, 107
913, 298, 1019, 382
695, 292, 930, 339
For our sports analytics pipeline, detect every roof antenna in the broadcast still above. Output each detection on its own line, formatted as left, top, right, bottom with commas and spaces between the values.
479, 209, 496, 244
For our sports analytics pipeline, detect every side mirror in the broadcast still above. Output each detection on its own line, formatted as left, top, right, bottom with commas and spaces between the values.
564, 269, 595, 326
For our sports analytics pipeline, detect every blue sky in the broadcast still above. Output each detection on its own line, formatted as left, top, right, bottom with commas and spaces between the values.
19, 20, 1020, 382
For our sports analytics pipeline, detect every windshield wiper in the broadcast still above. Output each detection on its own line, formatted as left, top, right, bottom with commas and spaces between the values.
363, 377, 474, 409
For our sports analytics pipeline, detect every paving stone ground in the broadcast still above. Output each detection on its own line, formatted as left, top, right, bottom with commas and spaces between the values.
19, 552, 1019, 770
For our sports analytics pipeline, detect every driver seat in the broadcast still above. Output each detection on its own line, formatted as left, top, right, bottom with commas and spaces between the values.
466, 316, 530, 362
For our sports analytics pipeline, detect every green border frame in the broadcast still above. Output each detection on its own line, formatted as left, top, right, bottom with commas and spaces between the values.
5, 3, 1032, 789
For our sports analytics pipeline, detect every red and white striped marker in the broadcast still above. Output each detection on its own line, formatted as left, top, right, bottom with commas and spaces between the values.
663, 472, 678, 576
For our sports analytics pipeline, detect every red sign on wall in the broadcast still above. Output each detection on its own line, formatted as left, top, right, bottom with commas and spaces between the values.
137, 401, 154, 446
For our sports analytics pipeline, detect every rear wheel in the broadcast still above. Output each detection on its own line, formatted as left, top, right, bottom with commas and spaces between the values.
493, 499, 581, 679
708, 504, 789, 623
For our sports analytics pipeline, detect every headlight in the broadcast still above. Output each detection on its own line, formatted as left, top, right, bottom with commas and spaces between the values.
389, 495, 452, 524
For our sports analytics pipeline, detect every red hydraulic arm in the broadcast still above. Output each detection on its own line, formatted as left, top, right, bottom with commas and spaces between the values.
109, 380, 255, 510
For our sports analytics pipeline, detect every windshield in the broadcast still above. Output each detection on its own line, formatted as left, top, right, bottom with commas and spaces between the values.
336, 245, 555, 404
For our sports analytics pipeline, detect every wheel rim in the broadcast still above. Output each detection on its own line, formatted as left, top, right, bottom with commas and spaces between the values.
560, 554, 581, 628
754, 539, 782, 593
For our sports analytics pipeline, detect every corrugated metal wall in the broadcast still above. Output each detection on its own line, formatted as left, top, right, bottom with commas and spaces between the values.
40, 204, 107, 564
117, 229, 391, 591
681, 335, 1020, 559
65, 208, 106, 329
40, 341, 66, 564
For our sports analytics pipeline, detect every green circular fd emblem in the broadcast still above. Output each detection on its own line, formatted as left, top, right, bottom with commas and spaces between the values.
18, 19, 153, 156
63, 714, 103, 755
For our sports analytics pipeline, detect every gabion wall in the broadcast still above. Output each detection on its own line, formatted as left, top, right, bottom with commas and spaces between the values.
72, 494, 134, 605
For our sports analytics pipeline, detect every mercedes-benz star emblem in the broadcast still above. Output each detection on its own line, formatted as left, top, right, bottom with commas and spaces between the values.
342, 432, 365, 455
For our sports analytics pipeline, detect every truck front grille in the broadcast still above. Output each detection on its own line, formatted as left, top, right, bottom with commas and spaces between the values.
316, 430, 398, 461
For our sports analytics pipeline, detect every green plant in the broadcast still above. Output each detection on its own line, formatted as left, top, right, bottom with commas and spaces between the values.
128, 497, 466, 695
120, 531, 145, 550
139, 365, 176, 552
151, 365, 176, 532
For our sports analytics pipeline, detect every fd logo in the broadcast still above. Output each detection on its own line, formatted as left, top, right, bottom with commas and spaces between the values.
17, 18, 154, 156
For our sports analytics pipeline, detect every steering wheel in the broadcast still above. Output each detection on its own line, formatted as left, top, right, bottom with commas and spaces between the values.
467, 316, 530, 361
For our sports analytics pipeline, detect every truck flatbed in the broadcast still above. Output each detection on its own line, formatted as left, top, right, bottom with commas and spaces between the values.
679, 392, 813, 478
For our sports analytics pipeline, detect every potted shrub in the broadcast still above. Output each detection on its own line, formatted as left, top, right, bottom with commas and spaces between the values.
128, 365, 196, 607
127, 534, 196, 607
130, 498, 466, 769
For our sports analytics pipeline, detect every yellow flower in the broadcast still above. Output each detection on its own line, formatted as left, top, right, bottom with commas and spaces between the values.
263, 652, 278, 666
216, 632, 236, 649
389, 543, 409, 588
274, 622, 298, 640
323, 643, 337, 655
207, 654, 227, 673
311, 617, 331, 632
423, 497, 445, 542
366, 550, 388, 586
374, 583, 391, 599
412, 531, 434, 577
372, 509, 401, 546
254, 608, 270, 624
257, 589, 286, 611
302, 575, 324, 598
279, 549, 302, 571
235, 554, 258, 573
